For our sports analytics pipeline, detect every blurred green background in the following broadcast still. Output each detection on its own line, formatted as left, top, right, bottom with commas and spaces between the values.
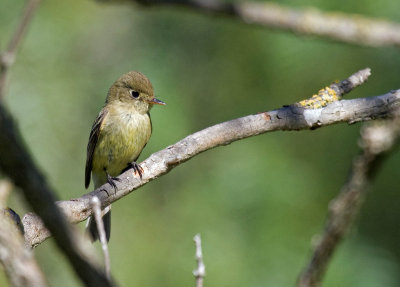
1, 0, 400, 286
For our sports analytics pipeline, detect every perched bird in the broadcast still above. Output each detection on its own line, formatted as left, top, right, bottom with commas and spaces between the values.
85, 71, 165, 242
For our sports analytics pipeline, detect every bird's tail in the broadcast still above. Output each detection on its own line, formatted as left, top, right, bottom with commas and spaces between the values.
86, 205, 111, 242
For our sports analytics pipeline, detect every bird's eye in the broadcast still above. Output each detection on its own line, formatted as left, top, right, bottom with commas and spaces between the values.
130, 90, 140, 98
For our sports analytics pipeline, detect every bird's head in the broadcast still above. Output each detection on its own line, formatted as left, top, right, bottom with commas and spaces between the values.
107, 71, 165, 113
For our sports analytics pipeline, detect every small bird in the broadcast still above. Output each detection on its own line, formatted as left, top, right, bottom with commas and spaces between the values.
85, 71, 165, 242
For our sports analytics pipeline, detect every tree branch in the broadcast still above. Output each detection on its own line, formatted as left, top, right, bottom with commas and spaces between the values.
21, 69, 400, 247
297, 114, 400, 287
106, 0, 400, 48
0, 209, 49, 287
0, 0, 41, 100
0, 104, 114, 287
90, 197, 111, 280
0, 1, 116, 285
193, 234, 205, 287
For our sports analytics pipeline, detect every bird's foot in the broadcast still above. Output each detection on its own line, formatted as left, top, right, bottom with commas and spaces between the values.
128, 162, 144, 180
105, 170, 120, 194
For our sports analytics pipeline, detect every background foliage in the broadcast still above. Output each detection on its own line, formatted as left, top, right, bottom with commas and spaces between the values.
0, 0, 400, 286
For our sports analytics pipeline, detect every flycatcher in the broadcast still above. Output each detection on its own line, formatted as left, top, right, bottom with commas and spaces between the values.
85, 71, 165, 242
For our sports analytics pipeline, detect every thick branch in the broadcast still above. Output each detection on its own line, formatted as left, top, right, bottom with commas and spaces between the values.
0, 105, 113, 287
0, 209, 48, 287
117, 0, 400, 47
297, 115, 400, 286
21, 69, 400, 247
0, 1, 115, 285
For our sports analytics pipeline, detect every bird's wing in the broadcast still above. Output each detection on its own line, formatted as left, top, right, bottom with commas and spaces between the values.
85, 107, 108, 188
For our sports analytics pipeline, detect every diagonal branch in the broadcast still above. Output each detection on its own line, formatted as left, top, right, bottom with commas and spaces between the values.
0, 1, 116, 285
0, 0, 41, 100
107, 0, 400, 48
297, 114, 400, 287
21, 69, 400, 247
0, 209, 49, 287
0, 104, 114, 286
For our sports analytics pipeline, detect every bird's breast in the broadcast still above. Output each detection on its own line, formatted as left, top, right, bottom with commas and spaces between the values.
92, 107, 152, 181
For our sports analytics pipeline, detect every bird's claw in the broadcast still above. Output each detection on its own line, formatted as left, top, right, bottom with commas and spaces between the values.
129, 162, 143, 180
106, 171, 120, 194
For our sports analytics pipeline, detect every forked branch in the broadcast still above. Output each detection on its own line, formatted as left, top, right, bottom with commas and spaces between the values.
298, 114, 400, 287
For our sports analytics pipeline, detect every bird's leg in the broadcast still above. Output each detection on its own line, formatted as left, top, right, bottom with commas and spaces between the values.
104, 168, 120, 194
127, 162, 144, 180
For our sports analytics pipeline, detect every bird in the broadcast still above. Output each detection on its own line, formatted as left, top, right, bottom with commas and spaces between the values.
85, 71, 165, 242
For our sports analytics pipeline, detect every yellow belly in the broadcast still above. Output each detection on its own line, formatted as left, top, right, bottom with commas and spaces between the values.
91, 108, 151, 188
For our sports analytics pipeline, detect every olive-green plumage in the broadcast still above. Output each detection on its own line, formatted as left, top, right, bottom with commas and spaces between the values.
85, 71, 165, 242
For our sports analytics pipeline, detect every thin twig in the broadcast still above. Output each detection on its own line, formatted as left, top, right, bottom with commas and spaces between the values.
297, 114, 400, 287
114, 0, 400, 48
21, 69, 400, 247
90, 197, 111, 280
0, 0, 41, 100
193, 234, 205, 287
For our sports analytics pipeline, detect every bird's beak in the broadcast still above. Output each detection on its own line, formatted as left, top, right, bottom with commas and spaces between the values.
149, 97, 166, 105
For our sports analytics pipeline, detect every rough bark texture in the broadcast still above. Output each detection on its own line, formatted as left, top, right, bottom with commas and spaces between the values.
0, 210, 48, 287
